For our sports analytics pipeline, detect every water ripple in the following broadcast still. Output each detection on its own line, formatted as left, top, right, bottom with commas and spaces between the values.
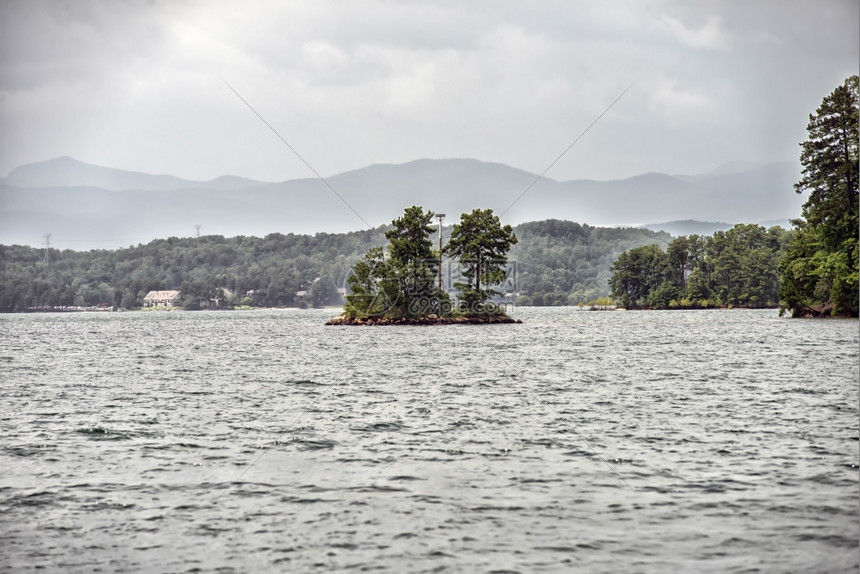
0, 308, 856, 573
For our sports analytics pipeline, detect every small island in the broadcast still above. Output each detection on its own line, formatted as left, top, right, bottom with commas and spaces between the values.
326, 206, 521, 326
326, 313, 521, 326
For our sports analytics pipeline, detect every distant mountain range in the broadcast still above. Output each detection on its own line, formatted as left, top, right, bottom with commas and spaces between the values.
0, 156, 804, 250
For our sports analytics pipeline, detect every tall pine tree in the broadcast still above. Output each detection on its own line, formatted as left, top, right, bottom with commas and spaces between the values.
385, 205, 441, 317
444, 208, 518, 311
780, 75, 859, 317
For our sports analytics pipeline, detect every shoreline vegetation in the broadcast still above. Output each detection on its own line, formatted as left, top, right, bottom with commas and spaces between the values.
0, 218, 675, 314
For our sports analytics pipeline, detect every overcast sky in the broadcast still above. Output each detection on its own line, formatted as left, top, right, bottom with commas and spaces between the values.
1, 0, 857, 183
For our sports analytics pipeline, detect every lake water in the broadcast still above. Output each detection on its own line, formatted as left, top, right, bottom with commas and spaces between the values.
1, 308, 857, 573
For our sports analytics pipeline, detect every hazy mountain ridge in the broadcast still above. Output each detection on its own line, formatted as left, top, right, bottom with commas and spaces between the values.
3, 156, 272, 191
671, 161, 763, 183
0, 157, 804, 249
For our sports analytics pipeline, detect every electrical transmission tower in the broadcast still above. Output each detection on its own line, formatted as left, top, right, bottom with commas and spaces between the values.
194, 225, 202, 238
42, 233, 52, 264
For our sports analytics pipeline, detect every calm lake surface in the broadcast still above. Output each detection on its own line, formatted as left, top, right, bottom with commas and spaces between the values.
1, 308, 857, 573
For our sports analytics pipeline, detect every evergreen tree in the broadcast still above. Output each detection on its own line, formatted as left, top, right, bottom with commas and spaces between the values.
780, 75, 859, 317
385, 205, 441, 316
342, 206, 442, 318
711, 224, 784, 307
344, 247, 397, 317
665, 235, 692, 292
444, 208, 518, 311
608, 244, 667, 308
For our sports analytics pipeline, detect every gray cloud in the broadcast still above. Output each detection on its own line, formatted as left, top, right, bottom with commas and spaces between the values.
1, 0, 857, 183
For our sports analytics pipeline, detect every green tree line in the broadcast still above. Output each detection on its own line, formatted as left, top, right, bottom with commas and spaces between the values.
0, 220, 669, 313
608, 224, 792, 309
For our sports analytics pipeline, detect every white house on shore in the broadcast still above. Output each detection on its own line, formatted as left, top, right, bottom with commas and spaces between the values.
143, 290, 181, 307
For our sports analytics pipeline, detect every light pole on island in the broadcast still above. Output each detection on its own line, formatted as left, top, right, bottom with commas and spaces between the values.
436, 213, 445, 292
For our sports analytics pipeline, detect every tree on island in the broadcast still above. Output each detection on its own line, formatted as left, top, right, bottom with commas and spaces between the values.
339, 206, 517, 322
780, 75, 859, 317
343, 206, 446, 319
444, 208, 518, 312
385, 205, 446, 316
343, 246, 398, 317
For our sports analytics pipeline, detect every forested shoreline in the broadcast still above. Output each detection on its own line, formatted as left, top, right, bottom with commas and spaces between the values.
608, 224, 791, 310
0, 218, 796, 314
0, 220, 671, 313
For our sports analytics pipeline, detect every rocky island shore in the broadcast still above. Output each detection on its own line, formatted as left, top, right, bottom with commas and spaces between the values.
326, 314, 521, 326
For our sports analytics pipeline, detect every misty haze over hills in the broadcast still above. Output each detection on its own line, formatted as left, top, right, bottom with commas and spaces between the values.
0, 156, 802, 250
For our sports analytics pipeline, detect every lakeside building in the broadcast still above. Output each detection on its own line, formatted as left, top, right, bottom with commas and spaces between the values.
142, 290, 181, 307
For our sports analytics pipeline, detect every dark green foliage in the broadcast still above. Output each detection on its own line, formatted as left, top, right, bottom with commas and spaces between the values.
386, 206, 437, 267
309, 274, 338, 309
385, 206, 442, 317
343, 246, 398, 317
344, 206, 446, 319
345, 206, 515, 319
342, 207, 439, 319
179, 280, 228, 309
609, 225, 791, 309
608, 244, 668, 309
444, 208, 517, 308
780, 75, 859, 317
710, 225, 787, 308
